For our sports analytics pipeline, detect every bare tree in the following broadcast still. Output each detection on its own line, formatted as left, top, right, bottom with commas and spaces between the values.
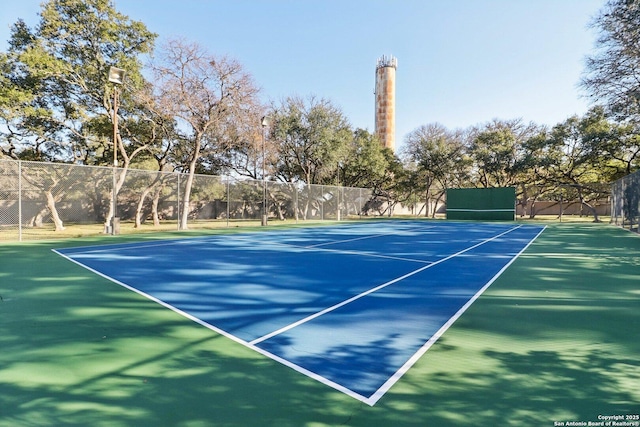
221, 105, 270, 180
150, 39, 260, 229
581, 0, 640, 122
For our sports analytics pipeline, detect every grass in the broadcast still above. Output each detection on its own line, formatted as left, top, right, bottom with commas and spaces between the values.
0, 218, 337, 241
0, 220, 638, 426
0, 214, 611, 242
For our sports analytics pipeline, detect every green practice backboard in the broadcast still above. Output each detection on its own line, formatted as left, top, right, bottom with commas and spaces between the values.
446, 187, 516, 221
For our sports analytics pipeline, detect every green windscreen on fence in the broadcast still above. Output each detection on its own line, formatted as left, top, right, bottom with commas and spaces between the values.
446, 187, 516, 220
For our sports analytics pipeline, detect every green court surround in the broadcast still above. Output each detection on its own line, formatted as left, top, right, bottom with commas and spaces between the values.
1, 221, 638, 426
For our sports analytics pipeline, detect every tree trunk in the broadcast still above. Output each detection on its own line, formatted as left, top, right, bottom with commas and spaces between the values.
152, 187, 161, 226
303, 187, 311, 220
425, 190, 430, 217
135, 173, 164, 228
180, 171, 195, 230
134, 187, 152, 228
577, 187, 601, 222
180, 139, 202, 230
30, 209, 46, 227
45, 190, 65, 231
582, 200, 602, 222
432, 191, 445, 218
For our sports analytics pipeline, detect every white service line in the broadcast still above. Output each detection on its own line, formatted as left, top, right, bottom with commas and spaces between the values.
232, 233, 432, 264
303, 224, 436, 248
366, 224, 546, 406
249, 224, 523, 345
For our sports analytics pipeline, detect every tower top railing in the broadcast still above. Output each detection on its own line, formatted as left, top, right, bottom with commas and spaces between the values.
376, 55, 397, 69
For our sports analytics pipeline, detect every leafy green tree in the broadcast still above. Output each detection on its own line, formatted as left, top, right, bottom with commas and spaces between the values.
515, 127, 557, 217
401, 123, 469, 216
336, 129, 400, 216
363, 148, 405, 216
467, 119, 538, 188
0, 0, 156, 162
0, 52, 35, 159
579, 106, 640, 179
268, 96, 353, 219
339, 128, 389, 189
0, 0, 157, 230
540, 115, 610, 220
270, 95, 352, 186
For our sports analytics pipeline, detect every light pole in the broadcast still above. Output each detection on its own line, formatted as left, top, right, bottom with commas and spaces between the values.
108, 66, 125, 235
261, 116, 270, 226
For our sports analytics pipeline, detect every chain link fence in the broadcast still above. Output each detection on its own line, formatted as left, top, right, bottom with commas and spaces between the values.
611, 169, 640, 233
372, 183, 612, 220
515, 183, 611, 221
3, 159, 624, 241
0, 159, 374, 241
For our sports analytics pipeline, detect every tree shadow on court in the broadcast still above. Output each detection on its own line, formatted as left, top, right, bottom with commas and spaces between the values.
357, 344, 638, 427
0, 238, 367, 427
1, 224, 639, 426
349, 223, 640, 426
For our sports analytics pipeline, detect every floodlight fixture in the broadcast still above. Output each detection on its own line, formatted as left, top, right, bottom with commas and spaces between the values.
108, 67, 126, 85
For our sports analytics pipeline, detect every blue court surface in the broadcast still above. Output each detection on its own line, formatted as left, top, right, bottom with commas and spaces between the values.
54, 221, 545, 405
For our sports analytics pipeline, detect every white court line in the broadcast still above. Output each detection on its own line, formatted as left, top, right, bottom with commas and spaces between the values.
303, 224, 436, 248
249, 224, 523, 346
366, 224, 546, 406
56, 236, 213, 254
52, 246, 378, 406
446, 208, 515, 212
59, 222, 430, 255
58, 223, 436, 264
231, 233, 433, 264
53, 223, 544, 406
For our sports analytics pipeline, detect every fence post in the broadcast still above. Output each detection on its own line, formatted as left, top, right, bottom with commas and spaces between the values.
18, 160, 22, 242
337, 186, 341, 221
610, 184, 614, 225
321, 185, 324, 220
177, 172, 181, 230
621, 180, 625, 227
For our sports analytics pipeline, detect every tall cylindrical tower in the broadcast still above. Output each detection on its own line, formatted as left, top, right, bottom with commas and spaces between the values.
375, 55, 397, 152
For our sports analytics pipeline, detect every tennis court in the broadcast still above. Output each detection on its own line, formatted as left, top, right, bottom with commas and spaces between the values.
54, 221, 544, 405
2, 219, 639, 426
